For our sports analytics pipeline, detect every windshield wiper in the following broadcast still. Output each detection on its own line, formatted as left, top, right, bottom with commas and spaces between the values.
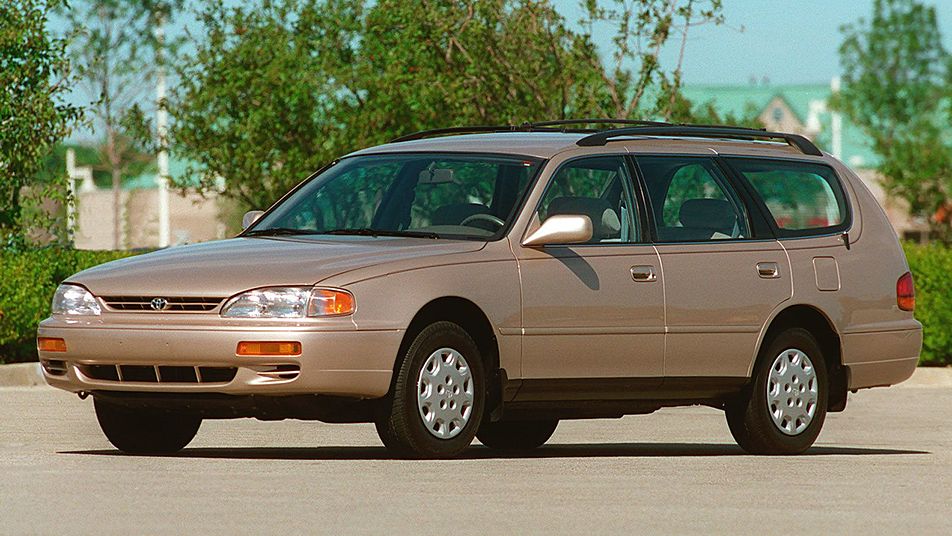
323, 228, 441, 239
243, 227, 325, 237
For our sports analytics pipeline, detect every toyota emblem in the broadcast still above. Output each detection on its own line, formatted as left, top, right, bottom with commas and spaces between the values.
150, 297, 169, 311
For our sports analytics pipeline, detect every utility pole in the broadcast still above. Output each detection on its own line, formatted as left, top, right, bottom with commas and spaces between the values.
155, 11, 170, 248
830, 76, 843, 161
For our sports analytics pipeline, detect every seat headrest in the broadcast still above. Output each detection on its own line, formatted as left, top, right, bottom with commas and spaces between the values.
679, 199, 736, 232
547, 196, 621, 239
432, 203, 490, 226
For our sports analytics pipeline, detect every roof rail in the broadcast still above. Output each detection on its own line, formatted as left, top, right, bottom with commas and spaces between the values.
576, 125, 823, 156
391, 125, 521, 144
524, 118, 671, 129
390, 118, 670, 143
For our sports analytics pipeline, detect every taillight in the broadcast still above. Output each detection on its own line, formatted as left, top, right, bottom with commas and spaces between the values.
897, 272, 915, 311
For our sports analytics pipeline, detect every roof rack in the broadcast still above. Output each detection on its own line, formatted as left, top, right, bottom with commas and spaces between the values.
524, 118, 671, 129
576, 125, 823, 156
390, 119, 672, 144
391, 125, 528, 144
389, 120, 824, 157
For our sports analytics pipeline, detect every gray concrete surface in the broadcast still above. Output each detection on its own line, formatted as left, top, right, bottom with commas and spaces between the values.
0, 363, 43, 388
0, 386, 949, 535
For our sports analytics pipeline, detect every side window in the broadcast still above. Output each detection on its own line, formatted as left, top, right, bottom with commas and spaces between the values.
537, 156, 640, 243
728, 158, 848, 235
637, 156, 750, 242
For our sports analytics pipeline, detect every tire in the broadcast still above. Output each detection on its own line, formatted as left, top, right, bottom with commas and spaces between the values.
375, 321, 486, 459
477, 419, 558, 450
94, 398, 201, 455
726, 327, 828, 455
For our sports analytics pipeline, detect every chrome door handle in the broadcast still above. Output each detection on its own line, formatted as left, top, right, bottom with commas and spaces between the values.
757, 262, 780, 279
631, 265, 657, 282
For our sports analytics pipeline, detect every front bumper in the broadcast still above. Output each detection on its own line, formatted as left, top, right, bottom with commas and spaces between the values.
37, 317, 402, 398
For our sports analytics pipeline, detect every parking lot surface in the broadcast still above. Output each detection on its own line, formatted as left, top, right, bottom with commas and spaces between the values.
1, 385, 949, 535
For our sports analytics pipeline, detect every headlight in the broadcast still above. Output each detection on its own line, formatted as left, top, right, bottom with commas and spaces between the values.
51, 284, 101, 316
221, 287, 355, 318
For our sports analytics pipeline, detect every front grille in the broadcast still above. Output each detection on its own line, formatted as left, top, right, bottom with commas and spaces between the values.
99, 296, 225, 312
78, 364, 237, 384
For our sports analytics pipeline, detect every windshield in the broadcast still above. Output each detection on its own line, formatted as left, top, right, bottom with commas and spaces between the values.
248, 153, 543, 240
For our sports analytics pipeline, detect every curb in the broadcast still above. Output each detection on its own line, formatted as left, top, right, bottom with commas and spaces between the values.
897, 366, 952, 388
0, 363, 949, 388
0, 362, 45, 388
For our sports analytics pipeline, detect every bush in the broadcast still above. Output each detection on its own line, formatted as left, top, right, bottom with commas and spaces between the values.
0, 248, 137, 363
903, 242, 952, 366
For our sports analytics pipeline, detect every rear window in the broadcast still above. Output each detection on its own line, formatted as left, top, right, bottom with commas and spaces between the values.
727, 158, 849, 236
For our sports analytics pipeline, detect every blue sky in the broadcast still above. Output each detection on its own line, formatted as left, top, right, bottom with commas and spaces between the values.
53, 0, 952, 87
552, 0, 952, 85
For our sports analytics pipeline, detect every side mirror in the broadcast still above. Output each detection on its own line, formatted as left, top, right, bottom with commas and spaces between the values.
522, 214, 593, 247
242, 210, 265, 230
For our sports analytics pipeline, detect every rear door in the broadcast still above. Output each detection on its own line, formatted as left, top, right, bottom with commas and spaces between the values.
633, 155, 792, 378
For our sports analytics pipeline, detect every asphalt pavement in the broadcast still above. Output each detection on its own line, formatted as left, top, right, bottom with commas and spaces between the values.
0, 384, 949, 535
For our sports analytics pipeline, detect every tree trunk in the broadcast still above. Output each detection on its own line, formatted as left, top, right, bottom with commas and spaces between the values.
107, 128, 122, 250
0, 185, 20, 238
112, 166, 122, 250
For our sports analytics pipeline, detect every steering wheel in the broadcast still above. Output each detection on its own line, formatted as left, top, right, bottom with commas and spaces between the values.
459, 213, 505, 230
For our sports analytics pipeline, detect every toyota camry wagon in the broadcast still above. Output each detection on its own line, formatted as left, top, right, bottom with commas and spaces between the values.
38, 120, 922, 458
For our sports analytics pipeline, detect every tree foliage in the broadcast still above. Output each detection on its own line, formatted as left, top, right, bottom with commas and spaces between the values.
171, 0, 728, 210
579, 0, 723, 120
63, 0, 184, 248
833, 0, 952, 243
0, 0, 81, 246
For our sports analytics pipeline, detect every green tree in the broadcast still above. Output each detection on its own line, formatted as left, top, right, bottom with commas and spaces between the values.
171, 0, 736, 211
64, 0, 183, 249
579, 0, 724, 120
833, 0, 952, 243
0, 0, 81, 246
171, 0, 608, 210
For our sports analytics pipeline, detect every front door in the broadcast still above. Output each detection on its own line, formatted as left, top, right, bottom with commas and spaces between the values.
516, 155, 665, 384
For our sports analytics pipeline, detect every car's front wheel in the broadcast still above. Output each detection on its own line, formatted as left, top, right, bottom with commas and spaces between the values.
725, 327, 828, 455
94, 398, 201, 455
375, 321, 485, 459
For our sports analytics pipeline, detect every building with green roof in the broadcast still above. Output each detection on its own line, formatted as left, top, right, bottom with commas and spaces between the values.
681, 82, 879, 169
682, 81, 928, 240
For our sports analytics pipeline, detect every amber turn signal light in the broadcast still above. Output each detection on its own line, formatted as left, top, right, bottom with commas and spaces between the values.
37, 337, 67, 352
897, 272, 915, 312
236, 341, 302, 356
308, 289, 355, 317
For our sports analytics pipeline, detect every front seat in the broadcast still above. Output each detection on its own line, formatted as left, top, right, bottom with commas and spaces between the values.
547, 197, 622, 242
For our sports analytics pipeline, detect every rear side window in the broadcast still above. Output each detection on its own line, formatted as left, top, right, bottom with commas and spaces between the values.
636, 156, 750, 242
727, 158, 849, 236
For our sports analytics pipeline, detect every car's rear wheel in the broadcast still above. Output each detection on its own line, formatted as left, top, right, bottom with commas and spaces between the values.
94, 398, 201, 455
375, 321, 486, 459
477, 419, 558, 450
725, 327, 828, 455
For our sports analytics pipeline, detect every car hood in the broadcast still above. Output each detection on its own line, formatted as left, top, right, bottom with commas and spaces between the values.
67, 236, 485, 297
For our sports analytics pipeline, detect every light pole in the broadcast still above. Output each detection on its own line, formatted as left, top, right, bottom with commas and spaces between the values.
830, 76, 843, 161
155, 11, 170, 248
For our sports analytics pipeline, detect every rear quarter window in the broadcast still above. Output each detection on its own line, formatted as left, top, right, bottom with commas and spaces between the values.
727, 158, 849, 237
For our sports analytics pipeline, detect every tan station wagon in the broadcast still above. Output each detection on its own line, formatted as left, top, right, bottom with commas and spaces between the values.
38, 121, 922, 458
